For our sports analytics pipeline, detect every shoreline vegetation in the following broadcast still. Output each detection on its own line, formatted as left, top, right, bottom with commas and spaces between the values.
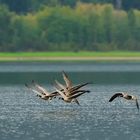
1, 51, 140, 62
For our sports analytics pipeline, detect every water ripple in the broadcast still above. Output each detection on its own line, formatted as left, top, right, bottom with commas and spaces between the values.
0, 85, 140, 140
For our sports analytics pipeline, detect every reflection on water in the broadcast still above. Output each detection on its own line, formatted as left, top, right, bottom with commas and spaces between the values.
0, 62, 140, 140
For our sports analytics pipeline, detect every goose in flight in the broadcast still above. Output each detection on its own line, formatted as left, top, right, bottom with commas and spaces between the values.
53, 71, 90, 105
25, 80, 58, 100
55, 87, 87, 105
54, 79, 90, 97
109, 92, 139, 110
56, 71, 91, 95
54, 80, 90, 105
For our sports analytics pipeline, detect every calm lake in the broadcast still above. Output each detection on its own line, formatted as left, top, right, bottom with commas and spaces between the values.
0, 61, 140, 140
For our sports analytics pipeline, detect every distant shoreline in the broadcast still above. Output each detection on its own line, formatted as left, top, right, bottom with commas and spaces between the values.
1, 56, 140, 61
0, 51, 140, 62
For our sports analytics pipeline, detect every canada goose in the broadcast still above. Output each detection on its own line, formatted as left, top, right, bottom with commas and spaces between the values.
54, 71, 91, 96
109, 92, 139, 110
54, 71, 90, 105
55, 87, 87, 105
54, 80, 90, 97
25, 80, 58, 100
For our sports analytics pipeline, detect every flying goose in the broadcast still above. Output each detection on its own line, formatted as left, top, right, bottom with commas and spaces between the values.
25, 80, 58, 100
54, 71, 91, 96
54, 79, 90, 97
54, 81, 89, 105
109, 92, 139, 110
53, 71, 90, 104
55, 87, 87, 105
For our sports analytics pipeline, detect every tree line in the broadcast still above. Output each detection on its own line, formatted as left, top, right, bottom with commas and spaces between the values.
0, 3, 140, 52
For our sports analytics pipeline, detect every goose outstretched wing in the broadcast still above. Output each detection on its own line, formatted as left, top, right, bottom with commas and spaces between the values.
32, 80, 50, 96
62, 71, 72, 89
25, 83, 43, 96
136, 99, 139, 110
109, 93, 123, 102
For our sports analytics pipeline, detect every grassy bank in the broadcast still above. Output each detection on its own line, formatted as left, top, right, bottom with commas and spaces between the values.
0, 51, 140, 61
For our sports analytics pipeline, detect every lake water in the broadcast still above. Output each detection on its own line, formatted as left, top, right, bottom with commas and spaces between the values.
0, 62, 140, 140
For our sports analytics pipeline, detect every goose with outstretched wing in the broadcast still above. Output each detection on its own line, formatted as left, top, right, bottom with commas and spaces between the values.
54, 71, 91, 96
54, 79, 90, 97
25, 80, 58, 100
55, 87, 87, 105
109, 92, 139, 110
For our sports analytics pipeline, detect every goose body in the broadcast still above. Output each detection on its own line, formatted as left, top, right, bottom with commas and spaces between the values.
109, 92, 139, 110
55, 88, 86, 105
54, 80, 89, 105
25, 71, 90, 105
53, 71, 90, 105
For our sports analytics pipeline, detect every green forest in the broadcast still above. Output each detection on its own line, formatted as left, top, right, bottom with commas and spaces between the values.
0, 0, 140, 52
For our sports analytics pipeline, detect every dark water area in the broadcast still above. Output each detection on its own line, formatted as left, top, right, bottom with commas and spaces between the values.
1, 71, 140, 85
0, 62, 140, 140
0, 61, 140, 85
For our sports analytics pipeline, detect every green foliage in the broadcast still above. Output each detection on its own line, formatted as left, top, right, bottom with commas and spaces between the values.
0, 5, 14, 51
0, 3, 140, 51
12, 14, 45, 51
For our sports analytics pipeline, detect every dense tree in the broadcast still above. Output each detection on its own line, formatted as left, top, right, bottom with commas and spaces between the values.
0, 3, 140, 51
105, 6, 112, 43
0, 5, 14, 51
12, 14, 46, 51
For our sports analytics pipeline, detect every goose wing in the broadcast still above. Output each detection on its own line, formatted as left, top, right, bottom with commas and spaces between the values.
69, 91, 86, 99
54, 80, 65, 90
25, 83, 43, 96
70, 82, 91, 92
54, 88, 67, 99
54, 80, 70, 96
62, 71, 72, 89
109, 93, 123, 102
49, 91, 60, 97
32, 80, 50, 96
136, 99, 139, 110
68, 90, 90, 96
